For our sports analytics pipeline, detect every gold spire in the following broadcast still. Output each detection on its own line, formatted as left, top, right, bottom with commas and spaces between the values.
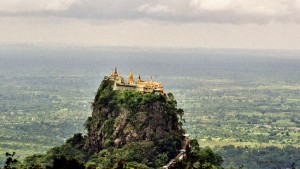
128, 69, 134, 84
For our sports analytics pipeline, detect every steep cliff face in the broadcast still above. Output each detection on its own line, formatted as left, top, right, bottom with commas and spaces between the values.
84, 79, 184, 165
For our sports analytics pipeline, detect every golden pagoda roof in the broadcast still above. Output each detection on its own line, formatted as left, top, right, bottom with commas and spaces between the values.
128, 69, 134, 84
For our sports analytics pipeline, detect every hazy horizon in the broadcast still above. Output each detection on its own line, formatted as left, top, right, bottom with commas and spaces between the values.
1, 0, 300, 50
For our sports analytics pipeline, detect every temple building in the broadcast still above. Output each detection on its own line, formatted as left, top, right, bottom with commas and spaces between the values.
106, 68, 164, 94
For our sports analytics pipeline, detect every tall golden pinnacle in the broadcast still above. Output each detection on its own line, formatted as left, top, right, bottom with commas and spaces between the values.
128, 69, 134, 84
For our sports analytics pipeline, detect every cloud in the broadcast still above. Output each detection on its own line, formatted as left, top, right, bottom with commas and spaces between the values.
137, 4, 174, 15
0, 0, 300, 24
191, 0, 233, 11
0, 0, 79, 12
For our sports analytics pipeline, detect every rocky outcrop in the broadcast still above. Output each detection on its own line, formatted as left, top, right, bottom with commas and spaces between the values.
85, 79, 184, 156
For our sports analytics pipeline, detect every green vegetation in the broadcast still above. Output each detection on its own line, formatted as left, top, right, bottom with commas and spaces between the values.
171, 140, 223, 169
0, 75, 92, 164
173, 79, 300, 168
1, 49, 300, 168
2, 152, 19, 169
214, 145, 300, 169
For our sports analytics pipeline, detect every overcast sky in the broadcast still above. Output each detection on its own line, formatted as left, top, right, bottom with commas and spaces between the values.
1, 0, 300, 50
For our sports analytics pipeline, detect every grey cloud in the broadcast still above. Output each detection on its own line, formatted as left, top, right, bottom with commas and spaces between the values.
0, 0, 300, 24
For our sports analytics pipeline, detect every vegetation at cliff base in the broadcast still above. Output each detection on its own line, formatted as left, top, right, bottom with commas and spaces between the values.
169, 140, 223, 169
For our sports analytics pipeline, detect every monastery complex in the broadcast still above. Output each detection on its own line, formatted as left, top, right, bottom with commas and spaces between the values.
105, 68, 164, 94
